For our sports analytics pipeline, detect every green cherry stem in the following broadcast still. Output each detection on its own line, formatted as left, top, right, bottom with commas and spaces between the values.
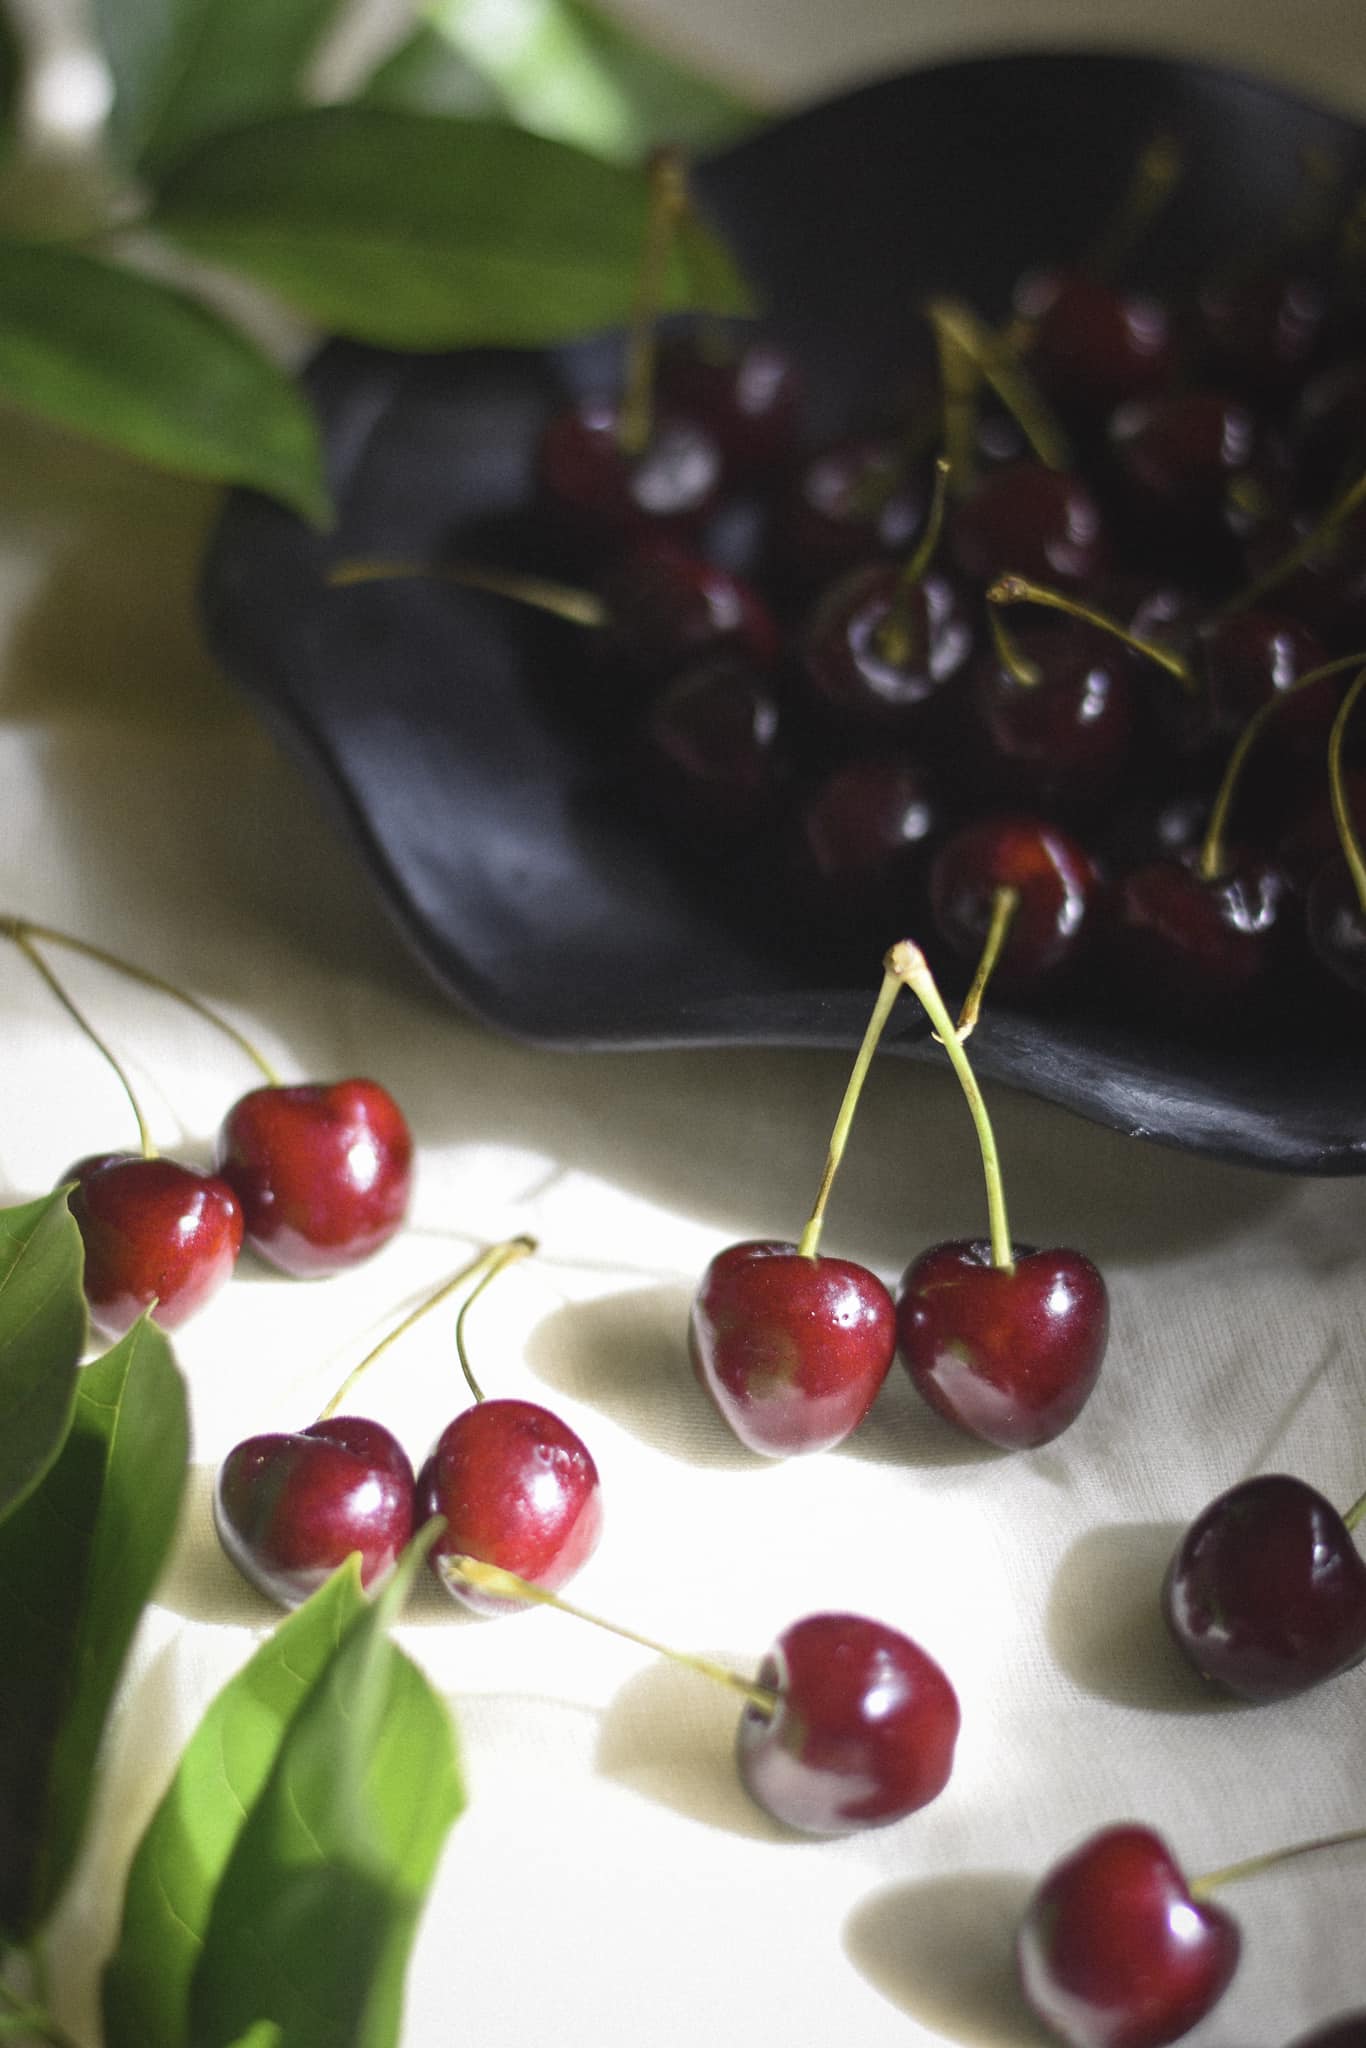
1198, 654, 1366, 881
1344, 1486, 1366, 1533
441, 1556, 779, 1716
5, 923, 155, 1159
888, 940, 1013, 1273
316, 1235, 537, 1421
1219, 465, 1366, 620
617, 146, 688, 458
873, 456, 952, 668
326, 557, 607, 630
955, 885, 1019, 1041
0, 1976, 85, 2048
1088, 130, 1182, 280
0, 913, 279, 1084
795, 962, 906, 1261
1190, 1824, 1366, 1900
986, 574, 1199, 693
454, 1234, 538, 1404
1327, 667, 1366, 914
987, 599, 1043, 688
925, 298, 1071, 472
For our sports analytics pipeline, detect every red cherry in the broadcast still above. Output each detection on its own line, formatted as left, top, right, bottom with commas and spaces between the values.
1197, 270, 1325, 399
595, 539, 779, 684
63, 1152, 243, 1337
791, 754, 942, 936
969, 621, 1136, 809
1307, 855, 1366, 994
656, 328, 804, 478
689, 1240, 896, 1457
769, 437, 927, 591
418, 1396, 603, 1615
929, 813, 1098, 991
215, 1079, 413, 1278
800, 561, 973, 734
1107, 852, 1294, 1021
1018, 269, 1173, 419
214, 1416, 416, 1608
537, 396, 722, 558
952, 463, 1109, 590
896, 1239, 1108, 1449
1163, 1473, 1366, 1701
635, 654, 785, 845
1017, 1824, 1241, 2048
736, 1611, 959, 1834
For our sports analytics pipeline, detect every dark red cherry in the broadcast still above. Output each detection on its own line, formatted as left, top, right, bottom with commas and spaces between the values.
689, 1239, 896, 1457
769, 437, 927, 591
735, 1611, 959, 1833
800, 561, 973, 734
1017, 269, 1173, 418
636, 654, 785, 845
929, 814, 1098, 991
214, 1416, 416, 1608
896, 1239, 1108, 1449
537, 396, 722, 557
656, 327, 803, 478
1278, 772, 1366, 889
1292, 360, 1366, 501
63, 1152, 243, 1337
791, 754, 941, 933
1196, 611, 1330, 749
1197, 270, 1326, 399
952, 463, 1108, 590
594, 540, 779, 685
1107, 851, 1294, 1021
1307, 855, 1366, 992
418, 1396, 603, 1616
1163, 1473, 1366, 1701
216, 1080, 413, 1279
969, 621, 1136, 809
1111, 390, 1259, 509
1290, 2016, 1366, 2048
1017, 1824, 1241, 2048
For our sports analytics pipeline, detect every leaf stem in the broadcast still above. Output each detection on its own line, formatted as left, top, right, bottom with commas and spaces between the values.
796, 963, 905, 1261
441, 1557, 778, 1716
0, 915, 279, 1084
887, 940, 1013, 1272
1327, 668, 1366, 914
316, 1236, 536, 1421
4, 924, 155, 1158
618, 147, 688, 457
326, 558, 607, 629
1191, 1824, 1366, 1899
1197, 653, 1366, 881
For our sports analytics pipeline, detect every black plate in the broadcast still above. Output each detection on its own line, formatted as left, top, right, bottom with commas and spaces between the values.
200, 49, 1366, 1174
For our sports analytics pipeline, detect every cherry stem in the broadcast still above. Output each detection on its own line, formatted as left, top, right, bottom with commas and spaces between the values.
1327, 667, 1366, 915
1220, 465, 1366, 620
887, 940, 1014, 1273
986, 575, 1198, 693
453, 1234, 538, 1404
797, 963, 906, 1261
874, 456, 952, 667
1088, 130, 1181, 280
0, 1977, 86, 2048
988, 600, 1043, 688
1198, 652, 1366, 881
0, 914, 281, 1086
925, 298, 1071, 472
5, 925, 156, 1159
326, 558, 606, 630
617, 147, 688, 458
1344, 1486, 1366, 1532
931, 311, 981, 497
1191, 1824, 1366, 1900
955, 885, 1019, 1041
440, 1556, 779, 1717
316, 1236, 537, 1421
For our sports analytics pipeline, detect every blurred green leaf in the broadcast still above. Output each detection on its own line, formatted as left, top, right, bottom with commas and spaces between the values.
0, 241, 329, 523
361, 22, 505, 121
154, 106, 753, 348
0, 1315, 188, 1941
416, 0, 761, 163
92, 0, 345, 179
186, 1539, 462, 2048
0, 8, 24, 167
0, 1192, 86, 1526
103, 1562, 368, 2048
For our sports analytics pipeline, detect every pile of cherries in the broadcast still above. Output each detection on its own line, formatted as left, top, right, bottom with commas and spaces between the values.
490, 149, 1366, 1035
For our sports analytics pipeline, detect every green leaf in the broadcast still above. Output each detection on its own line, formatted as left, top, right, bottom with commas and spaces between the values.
360, 23, 506, 121
186, 1540, 462, 2048
0, 1316, 188, 1942
417, 0, 761, 163
92, 0, 345, 179
153, 107, 753, 349
0, 241, 330, 524
0, 1192, 86, 1525
103, 1562, 368, 2048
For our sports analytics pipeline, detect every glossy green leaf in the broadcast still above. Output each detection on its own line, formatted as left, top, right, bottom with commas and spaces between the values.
93, 0, 344, 179
361, 23, 505, 120
186, 1540, 462, 2048
103, 1561, 367, 2048
154, 107, 753, 348
0, 1315, 188, 1942
0, 1192, 86, 1525
417, 0, 760, 163
0, 241, 330, 524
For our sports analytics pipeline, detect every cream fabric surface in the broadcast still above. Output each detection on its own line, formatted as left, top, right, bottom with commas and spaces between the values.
2, 6, 1366, 2045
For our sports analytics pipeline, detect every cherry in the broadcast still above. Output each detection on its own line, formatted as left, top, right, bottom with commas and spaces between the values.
419, 1398, 603, 1615
930, 813, 1098, 993
791, 753, 942, 936
64, 1152, 243, 1338
595, 539, 779, 682
635, 653, 785, 845
537, 396, 723, 557
1290, 2017, 1366, 2047
443, 1559, 959, 1835
1107, 848, 1295, 1022
889, 942, 1107, 1448
952, 463, 1108, 590
215, 1415, 415, 1607
1163, 1472, 1366, 1701
215, 1079, 413, 1278
690, 957, 908, 1455
968, 614, 1136, 811
1016, 269, 1173, 420
768, 436, 928, 591
1197, 269, 1326, 400
1110, 390, 1259, 512
735, 1611, 960, 1833
1016, 1824, 1241, 2048
656, 325, 804, 478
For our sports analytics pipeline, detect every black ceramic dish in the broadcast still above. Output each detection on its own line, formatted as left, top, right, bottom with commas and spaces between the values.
201, 49, 1366, 1174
